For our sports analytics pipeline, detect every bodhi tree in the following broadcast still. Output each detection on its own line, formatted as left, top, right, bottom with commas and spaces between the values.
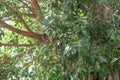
0, 0, 120, 80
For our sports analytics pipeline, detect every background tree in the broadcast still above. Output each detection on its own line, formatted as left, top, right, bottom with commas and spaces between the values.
0, 0, 120, 80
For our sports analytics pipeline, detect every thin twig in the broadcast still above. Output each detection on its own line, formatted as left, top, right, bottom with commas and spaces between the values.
0, 43, 37, 47
20, 13, 36, 18
0, 47, 35, 66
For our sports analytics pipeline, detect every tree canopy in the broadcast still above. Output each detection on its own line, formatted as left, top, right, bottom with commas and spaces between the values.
0, 0, 120, 79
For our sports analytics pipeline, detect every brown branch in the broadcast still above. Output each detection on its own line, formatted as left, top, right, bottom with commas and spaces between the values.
114, 46, 120, 49
19, 0, 43, 25
19, 0, 36, 15
20, 0, 45, 26
0, 0, 2, 3
55, 0, 58, 2
54, 0, 58, 9
2, 3, 35, 34
19, 0, 42, 24
0, 47, 35, 66
0, 1, 49, 43
0, 19, 37, 39
37, 0, 57, 3
0, 43, 36, 47
30, 0, 44, 25
24, 53, 43, 67
0, 19, 49, 42
20, 13, 36, 18
30, 0, 42, 13
2, 2, 41, 40
89, 72, 94, 80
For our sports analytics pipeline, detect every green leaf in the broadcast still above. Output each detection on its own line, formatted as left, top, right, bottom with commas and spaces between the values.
111, 57, 120, 63
99, 56, 107, 63
79, 13, 84, 17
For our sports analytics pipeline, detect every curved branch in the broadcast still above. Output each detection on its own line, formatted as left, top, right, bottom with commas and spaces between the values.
0, 20, 37, 39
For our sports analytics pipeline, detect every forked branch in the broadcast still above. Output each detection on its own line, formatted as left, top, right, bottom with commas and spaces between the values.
2, 3, 35, 34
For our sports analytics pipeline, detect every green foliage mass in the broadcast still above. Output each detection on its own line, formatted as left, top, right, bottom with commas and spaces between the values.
0, 0, 120, 79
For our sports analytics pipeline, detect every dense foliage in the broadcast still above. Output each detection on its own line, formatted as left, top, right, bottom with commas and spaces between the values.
0, 0, 120, 79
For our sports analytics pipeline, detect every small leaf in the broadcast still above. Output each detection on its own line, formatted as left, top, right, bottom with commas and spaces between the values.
99, 56, 107, 63
111, 57, 120, 63
78, 13, 84, 17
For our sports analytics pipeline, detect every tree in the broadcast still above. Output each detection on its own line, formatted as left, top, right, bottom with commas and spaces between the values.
0, 0, 120, 79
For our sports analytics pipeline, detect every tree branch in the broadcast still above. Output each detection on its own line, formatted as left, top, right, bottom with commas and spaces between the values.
0, 43, 36, 47
0, 1, 49, 44
19, 0, 43, 25
0, 20, 37, 39
114, 46, 120, 49
20, 13, 36, 18
0, 19, 49, 42
30, 0, 44, 25
24, 53, 44, 67
0, 47, 35, 66
2, 3, 36, 35
19, 0, 37, 16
